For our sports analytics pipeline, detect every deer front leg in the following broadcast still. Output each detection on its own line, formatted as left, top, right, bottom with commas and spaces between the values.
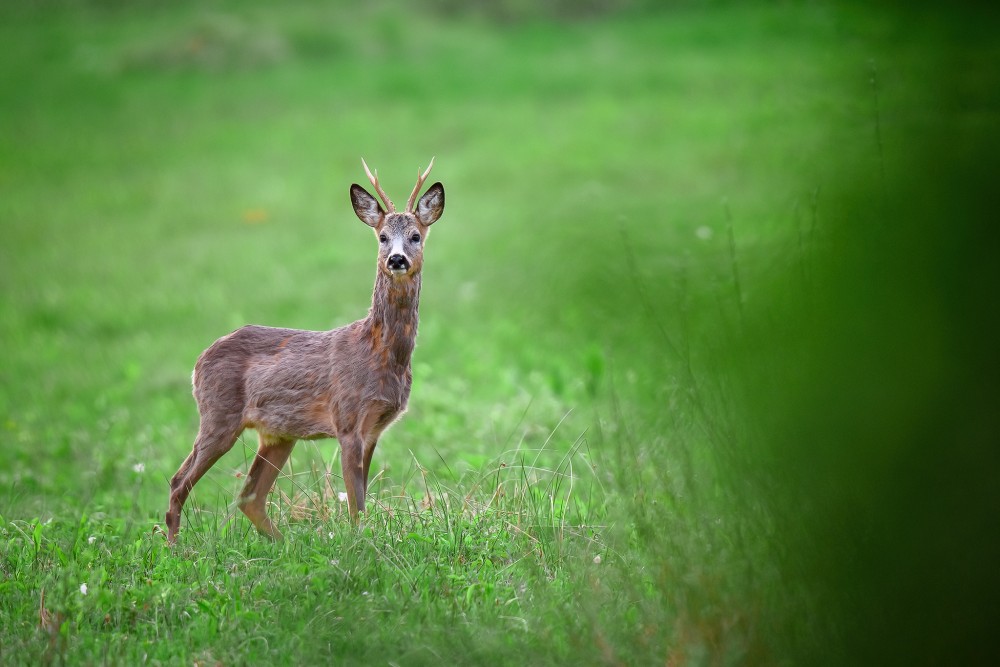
340, 433, 366, 522
238, 433, 295, 540
363, 436, 379, 490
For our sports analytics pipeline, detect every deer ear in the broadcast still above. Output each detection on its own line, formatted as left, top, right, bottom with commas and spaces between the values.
350, 184, 384, 228
415, 182, 444, 226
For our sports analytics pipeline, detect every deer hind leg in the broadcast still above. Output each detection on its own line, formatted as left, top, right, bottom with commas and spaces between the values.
238, 433, 295, 541
166, 415, 242, 544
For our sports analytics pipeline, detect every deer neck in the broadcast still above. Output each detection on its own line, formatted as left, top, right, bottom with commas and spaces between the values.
366, 269, 420, 368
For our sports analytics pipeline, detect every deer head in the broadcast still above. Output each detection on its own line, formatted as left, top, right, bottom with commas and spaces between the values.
350, 158, 445, 280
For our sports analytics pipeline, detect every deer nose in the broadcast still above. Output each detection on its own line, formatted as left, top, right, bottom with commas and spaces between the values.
387, 254, 410, 272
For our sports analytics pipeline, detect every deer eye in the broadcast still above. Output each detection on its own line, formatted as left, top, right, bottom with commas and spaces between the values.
379, 234, 388, 244
410, 233, 421, 244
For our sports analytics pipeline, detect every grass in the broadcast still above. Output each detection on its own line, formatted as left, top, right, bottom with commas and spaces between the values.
2, 0, 998, 664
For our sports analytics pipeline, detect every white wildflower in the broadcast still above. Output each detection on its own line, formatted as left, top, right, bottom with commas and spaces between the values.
593, 555, 602, 565
132, 463, 145, 473
337, 492, 348, 503
87, 535, 96, 545
80, 583, 88, 595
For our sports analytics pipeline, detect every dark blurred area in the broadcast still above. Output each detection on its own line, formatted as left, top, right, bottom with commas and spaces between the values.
734, 6, 1000, 663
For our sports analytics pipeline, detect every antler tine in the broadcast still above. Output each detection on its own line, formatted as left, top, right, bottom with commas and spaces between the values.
361, 157, 395, 213
405, 156, 435, 213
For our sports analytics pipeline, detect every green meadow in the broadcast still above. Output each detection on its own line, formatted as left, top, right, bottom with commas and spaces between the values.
2, 1, 997, 664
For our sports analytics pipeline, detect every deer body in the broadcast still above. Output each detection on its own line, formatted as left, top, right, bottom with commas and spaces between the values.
165, 160, 443, 543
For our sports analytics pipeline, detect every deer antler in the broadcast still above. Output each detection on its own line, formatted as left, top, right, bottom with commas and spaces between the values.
405, 157, 435, 213
361, 158, 395, 213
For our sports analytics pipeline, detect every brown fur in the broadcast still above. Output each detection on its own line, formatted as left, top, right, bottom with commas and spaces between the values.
165, 165, 445, 543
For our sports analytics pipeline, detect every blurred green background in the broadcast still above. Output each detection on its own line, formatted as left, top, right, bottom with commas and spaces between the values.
2, 0, 997, 664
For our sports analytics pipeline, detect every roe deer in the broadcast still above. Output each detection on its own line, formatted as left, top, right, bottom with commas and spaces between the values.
165, 159, 445, 543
